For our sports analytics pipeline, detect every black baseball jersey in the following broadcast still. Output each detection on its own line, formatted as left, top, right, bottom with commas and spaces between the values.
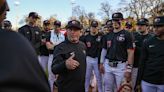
79, 35, 85, 42
137, 36, 164, 85
98, 33, 109, 64
51, 40, 86, 92
101, 33, 110, 49
82, 33, 102, 58
102, 30, 134, 61
0, 29, 50, 92
18, 25, 41, 55
39, 30, 49, 56
133, 32, 153, 67
45, 31, 54, 54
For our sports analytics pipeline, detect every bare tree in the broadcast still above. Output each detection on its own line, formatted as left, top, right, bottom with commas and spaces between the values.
73, 5, 87, 27
73, 6, 85, 17
99, 1, 112, 20
86, 12, 95, 25
119, 0, 163, 19
146, 0, 163, 17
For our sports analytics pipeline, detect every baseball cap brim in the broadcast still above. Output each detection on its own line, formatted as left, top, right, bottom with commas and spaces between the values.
112, 18, 120, 21
137, 22, 148, 25
32, 15, 39, 19
112, 18, 123, 21
91, 25, 98, 27
66, 25, 82, 30
104, 25, 113, 28
28, 12, 40, 19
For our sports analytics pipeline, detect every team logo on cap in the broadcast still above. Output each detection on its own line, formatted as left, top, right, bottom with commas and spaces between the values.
93, 21, 97, 24
114, 14, 118, 17
107, 22, 112, 25
139, 19, 144, 22
154, 18, 160, 23
72, 20, 77, 24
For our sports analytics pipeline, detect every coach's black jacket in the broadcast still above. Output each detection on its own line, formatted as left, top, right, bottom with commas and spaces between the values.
51, 40, 86, 92
18, 25, 41, 55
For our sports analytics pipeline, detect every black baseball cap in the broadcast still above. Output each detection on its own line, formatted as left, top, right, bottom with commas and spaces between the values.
112, 12, 123, 21
106, 20, 112, 25
66, 20, 82, 30
28, 12, 39, 19
104, 20, 113, 28
85, 28, 90, 32
137, 18, 149, 26
54, 20, 61, 26
91, 20, 98, 27
153, 16, 164, 26
43, 20, 50, 25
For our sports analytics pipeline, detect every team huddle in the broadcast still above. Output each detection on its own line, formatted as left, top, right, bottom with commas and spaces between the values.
0, 0, 164, 92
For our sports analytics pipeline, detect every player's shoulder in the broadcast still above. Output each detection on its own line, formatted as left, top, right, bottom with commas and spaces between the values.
145, 35, 155, 42
55, 40, 67, 49
0, 30, 20, 38
142, 35, 156, 47
0, 30, 32, 47
122, 29, 131, 34
19, 25, 28, 30
79, 41, 87, 50
79, 41, 85, 46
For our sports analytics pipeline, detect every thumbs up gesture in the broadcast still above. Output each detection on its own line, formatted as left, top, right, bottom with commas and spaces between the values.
65, 52, 80, 70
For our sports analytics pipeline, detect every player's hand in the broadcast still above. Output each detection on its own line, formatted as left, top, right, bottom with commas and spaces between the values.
99, 63, 105, 74
124, 71, 132, 82
41, 39, 46, 45
46, 42, 54, 50
65, 53, 80, 70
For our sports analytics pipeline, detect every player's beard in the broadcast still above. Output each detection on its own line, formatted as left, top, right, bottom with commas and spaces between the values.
71, 38, 79, 43
67, 35, 79, 43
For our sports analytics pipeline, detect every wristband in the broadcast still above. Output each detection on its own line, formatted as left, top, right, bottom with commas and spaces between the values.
126, 68, 132, 72
126, 64, 133, 69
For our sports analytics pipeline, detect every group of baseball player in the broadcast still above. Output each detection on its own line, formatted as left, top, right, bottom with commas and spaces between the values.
1, 1, 164, 92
